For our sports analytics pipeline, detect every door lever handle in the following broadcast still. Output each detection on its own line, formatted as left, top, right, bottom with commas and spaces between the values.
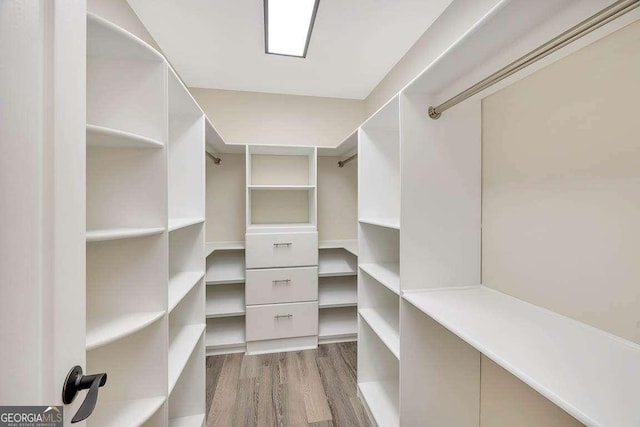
62, 365, 107, 423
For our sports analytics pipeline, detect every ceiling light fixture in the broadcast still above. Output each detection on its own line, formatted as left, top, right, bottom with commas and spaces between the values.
264, 0, 320, 58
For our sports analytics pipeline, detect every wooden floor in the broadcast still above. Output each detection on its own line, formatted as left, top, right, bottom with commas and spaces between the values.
205, 342, 372, 427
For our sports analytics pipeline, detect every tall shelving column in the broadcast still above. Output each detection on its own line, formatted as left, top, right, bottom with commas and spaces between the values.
166, 68, 206, 427
205, 242, 247, 355
317, 130, 360, 344
87, 14, 207, 427
204, 140, 247, 356
86, 14, 169, 427
318, 243, 358, 344
357, 95, 401, 427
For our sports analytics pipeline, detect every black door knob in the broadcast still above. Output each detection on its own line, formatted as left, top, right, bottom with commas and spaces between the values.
62, 365, 107, 423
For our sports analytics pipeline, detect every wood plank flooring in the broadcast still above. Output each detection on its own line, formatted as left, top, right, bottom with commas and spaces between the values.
206, 342, 371, 427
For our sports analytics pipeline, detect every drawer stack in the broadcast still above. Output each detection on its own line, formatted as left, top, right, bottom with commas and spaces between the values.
245, 231, 319, 354
244, 145, 320, 355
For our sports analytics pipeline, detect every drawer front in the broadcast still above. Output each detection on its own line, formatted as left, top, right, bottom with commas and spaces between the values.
246, 301, 318, 341
245, 232, 318, 268
246, 267, 318, 305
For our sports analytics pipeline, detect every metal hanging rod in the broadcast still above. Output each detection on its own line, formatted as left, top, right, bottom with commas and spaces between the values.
428, 0, 639, 120
206, 151, 221, 165
338, 153, 357, 167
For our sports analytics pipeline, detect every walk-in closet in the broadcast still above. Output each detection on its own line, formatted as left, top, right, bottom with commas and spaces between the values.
2, 0, 640, 426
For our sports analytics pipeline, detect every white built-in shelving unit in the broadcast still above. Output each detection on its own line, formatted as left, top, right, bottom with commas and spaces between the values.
351, 1, 640, 426
204, 139, 361, 354
86, 13, 209, 426
318, 242, 358, 344
246, 145, 317, 231
204, 243, 247, 355
357, 95, 401, 426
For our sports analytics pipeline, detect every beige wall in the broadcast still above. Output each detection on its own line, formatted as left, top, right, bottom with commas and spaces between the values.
364, 0, 502, 115
88, 0, 162, 53
205, 154, 245, 242
191, 88, 365, 148
317, 156, 358, 241
481, 20, 640, 425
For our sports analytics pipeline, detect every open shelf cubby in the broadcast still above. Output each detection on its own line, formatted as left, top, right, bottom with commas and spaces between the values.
86, 234, 166, 350
318, 248, 357, 277
168, 334, 206, 423
206, 283, 246, 318
86, 144, 166, 234
319, 306, 357, 344
87, 317, 167, 427
358, 95, 400, 226
168, 281, 204, 391
168, 70, 205, 227
319, 276, 357, 309
169, 223, 204, 276
358, 319, 400, 427
205, 249, 245, 285
206, 316, 246, 356
246, 145, 317, 229
87, 14, 165, 144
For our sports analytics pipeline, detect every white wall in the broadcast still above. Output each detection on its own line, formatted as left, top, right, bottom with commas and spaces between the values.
191, 88, 365, 148
481, 19, 640, 426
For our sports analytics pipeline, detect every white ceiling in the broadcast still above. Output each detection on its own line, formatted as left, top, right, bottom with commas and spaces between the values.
126, 0, 453, 99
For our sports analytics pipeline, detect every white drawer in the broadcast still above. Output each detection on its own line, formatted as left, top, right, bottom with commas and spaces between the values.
246, 267, 318, 305
245, 232, 318, 268
246, 301, 318, 341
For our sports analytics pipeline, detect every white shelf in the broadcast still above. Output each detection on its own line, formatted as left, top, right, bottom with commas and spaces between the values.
359, 380, 399, 427
319, 307, 357, 341
319, 279, 357, 308
87, 13, 164, 62
87, 124, 164, 149
319, 239, 358, 256
89, 396, 166, 427
359, 263, 399, 295
169, 414, 206, 427
168, 218, 204, 232
205, 250, 245, 285
206, 317, 246, 350
318, 249, 357, 278
86, 311, 165, 351
403, 286, 640, 427
359, 308, 400, 359
358, 218, 400, 230
248, 185, 315, 190
169, 324, 206, 394
206, 284, 245, 318
168, 272, 204, 313
205, 241, 245, 257
86, 227, 164, 242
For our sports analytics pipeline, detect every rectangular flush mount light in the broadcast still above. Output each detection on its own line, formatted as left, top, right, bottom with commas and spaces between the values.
264, 0, 320, 58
